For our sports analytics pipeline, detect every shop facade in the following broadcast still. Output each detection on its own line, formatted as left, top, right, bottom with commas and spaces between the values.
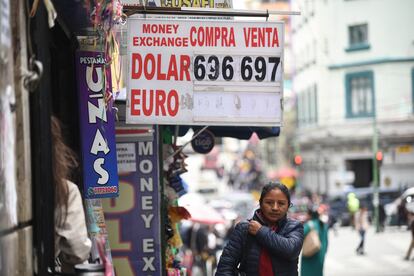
0, 1, 286, 275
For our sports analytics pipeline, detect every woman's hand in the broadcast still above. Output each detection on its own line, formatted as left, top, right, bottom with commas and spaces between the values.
248, 220, 262, 235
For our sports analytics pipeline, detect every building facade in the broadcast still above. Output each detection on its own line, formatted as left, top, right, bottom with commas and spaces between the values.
290, 0, 414, 196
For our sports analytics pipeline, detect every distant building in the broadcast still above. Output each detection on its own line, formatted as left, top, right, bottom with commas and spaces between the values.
249, 0, 298, 177
290, 0, 414, 196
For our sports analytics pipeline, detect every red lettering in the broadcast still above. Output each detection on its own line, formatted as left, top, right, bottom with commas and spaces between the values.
166, 55, 178, 80
243, 28, 250, 47
222, 28, 228, 46
155, 90, 167, 116
190, 27, 196, 46
266, 28, 273, 45
144, 54, 155, 80
228, 28, 235, 47
130, 89, 141, 115
180, 55, 190, 81
142, 89, 154, 116
252, 27, 258, 47
131, 53, 142, 79
130, 89, 179, 117
258, 28, 265, 47
143, 24, 151, 33
157, 55, 166, 80
215, 28, 221, 46
272, 28, 279, 47
133, 37, 139, 46
205, 27, 213, 46
167, 90, 179, 116
131, 54, 190, 81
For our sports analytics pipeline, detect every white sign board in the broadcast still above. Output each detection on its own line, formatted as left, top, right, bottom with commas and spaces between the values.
116, 143, 137, 173
126, 18, 284, 126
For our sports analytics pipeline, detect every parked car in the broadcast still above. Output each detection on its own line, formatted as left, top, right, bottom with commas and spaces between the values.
328, 187, 401, 226
328, 195, 350, 226
384, 187, 414, 226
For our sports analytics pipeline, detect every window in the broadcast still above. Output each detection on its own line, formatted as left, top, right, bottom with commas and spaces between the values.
346, 24, 370, 52
297, 84, 318, 127
345, 71, 375, 118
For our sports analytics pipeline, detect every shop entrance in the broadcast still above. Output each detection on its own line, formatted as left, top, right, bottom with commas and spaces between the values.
346, 159, 373, 188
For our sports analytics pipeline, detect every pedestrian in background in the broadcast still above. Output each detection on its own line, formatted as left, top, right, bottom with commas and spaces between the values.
215, 182, 304, 276
300, 205, 329, 276
347, 193, 360, 229
52, 116, 91, 273
378, 203, 386, 232
404, 212, 414, 260
355, 204, 369, 255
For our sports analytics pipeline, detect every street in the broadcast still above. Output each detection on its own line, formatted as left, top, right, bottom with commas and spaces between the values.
323, 226, 414, 276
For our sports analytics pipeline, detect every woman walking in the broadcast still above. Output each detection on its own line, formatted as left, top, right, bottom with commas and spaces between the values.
355, 204, 369, 255
301, 205, 329, 276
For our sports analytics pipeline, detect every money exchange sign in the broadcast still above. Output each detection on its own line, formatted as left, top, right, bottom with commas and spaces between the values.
126, 18, 284, 126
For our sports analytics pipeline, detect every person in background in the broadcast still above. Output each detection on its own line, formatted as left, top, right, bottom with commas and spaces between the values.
355, 204, 369, 255
52, 116, 92, 273
347, 193, 360, 229
215, 182, 304, 276
404, 212, 414, 260
301, 205, 329, 276
378, 203, 386, 232
397, 200, 408, 228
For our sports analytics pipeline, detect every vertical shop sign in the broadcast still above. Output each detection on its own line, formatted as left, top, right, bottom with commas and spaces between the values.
102, 127, 161, 276
76, 51, 119, 198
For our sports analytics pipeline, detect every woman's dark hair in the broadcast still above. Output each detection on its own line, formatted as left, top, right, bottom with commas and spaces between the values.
51, 116, 79, 226
259, 182, 291, 207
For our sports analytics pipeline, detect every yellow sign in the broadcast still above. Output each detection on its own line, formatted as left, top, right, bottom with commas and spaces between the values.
396, 145, 412, 153
280, 177, 295, 189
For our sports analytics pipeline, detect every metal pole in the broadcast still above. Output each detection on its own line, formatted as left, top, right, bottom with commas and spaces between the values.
372, 116, 380, 233
294, 141, 301, 194
124, 6, 301, 18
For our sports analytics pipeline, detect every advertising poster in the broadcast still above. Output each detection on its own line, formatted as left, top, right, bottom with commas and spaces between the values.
76, 51, 119, 198
102, 126, 161, 276
126, 18, 284, 126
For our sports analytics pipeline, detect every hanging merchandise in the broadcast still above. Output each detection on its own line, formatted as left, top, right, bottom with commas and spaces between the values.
166, 144, 189, 196
84, 199, 114, 275
84, 0, 124, 102
162, 141, 194, 275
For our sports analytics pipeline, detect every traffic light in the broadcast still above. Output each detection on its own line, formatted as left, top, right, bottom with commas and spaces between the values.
376, 150, 383, 166
294, 155, 302, 166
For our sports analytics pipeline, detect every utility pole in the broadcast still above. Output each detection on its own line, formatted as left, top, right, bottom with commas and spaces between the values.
372, 115, 380, 233
294, 140, 302, 195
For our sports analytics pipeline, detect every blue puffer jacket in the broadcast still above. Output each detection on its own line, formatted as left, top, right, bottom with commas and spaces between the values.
216, 210, 304, 276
